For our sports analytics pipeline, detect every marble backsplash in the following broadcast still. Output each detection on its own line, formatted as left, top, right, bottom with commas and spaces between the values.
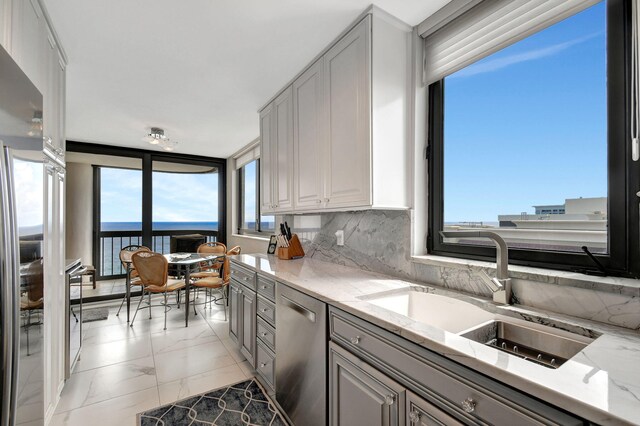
281, 210, 640, 331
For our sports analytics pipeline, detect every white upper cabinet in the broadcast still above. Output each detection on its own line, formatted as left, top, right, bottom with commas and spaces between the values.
11, 0, 47, 91
259, 8, 412, 214
0, 0, 10, 51
44, 29, 60, 151
273, 87, 294, 212
293, 58, 325, 210
323, 17, 371, 209
260, 103, 275, 213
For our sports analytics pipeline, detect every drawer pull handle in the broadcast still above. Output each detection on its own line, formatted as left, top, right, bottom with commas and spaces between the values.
461, 397, 476, 413
350, 336, 360, 345
260, 362, 267, 368
384, 395, 394, 406
408, 411, 421, 423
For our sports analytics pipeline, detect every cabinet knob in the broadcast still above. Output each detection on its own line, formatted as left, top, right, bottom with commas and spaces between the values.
260, 332, 268, 337
350, 336, 360, 345
324, 198, 330, 203
260, 362, 267, 368
238, 289, 243, 294
261, 308, 269, 313
261, 285, 267, 289
243, 277, 249, 281
316, 199, 322, 204
408, 411, 421, 423
461, 397, 476, 413
384, 395, 395, 406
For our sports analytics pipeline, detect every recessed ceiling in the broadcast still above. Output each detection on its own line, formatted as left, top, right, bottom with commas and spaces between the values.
43, 0, 450, 158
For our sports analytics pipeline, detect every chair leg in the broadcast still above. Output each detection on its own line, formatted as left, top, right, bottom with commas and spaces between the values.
130, 289, 145, 327
115, 294, 126, 316
193, 288, 198, 316
164, 292, 168, 330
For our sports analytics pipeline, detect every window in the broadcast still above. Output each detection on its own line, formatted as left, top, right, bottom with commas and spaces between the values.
238, 159, 274, 234
428, 0, 639, 276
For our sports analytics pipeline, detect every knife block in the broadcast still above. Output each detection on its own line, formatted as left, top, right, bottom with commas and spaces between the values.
277, 234, 305, 260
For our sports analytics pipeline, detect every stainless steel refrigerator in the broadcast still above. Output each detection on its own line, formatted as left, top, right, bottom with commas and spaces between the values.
0, 44, 46, 426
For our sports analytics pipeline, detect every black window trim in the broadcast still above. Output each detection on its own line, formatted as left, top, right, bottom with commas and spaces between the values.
237, 158, 272, 236
427, 0, 640, 278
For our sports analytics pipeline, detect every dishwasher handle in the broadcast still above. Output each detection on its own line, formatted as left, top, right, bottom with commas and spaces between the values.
280, 294, 316, 323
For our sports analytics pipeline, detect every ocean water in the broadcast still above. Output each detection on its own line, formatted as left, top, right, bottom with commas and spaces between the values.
101, 221, 218, 231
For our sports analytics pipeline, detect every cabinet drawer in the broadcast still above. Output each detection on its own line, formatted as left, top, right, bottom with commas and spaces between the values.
256, 274, 276, 302
230, 263, 256, 291
257, 294, 276, 326
256, 341, 275, 391
257, 316, 276, 351
329, 309, 582, 426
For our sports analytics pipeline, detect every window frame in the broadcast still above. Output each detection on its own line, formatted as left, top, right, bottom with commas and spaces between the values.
427, 0, 640, 278
237, 159, 272, 235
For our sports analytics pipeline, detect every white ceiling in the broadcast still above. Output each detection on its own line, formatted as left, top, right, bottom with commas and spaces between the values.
43, 0, 449, 158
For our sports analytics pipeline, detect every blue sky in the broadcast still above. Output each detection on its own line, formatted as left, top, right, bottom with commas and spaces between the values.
100, 167, 218, 223
443, 2, 606, 223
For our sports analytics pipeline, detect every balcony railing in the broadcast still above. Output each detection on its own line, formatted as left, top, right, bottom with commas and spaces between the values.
97, 230, 218, 279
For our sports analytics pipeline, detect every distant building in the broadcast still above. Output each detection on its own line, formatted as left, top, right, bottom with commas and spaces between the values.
533, 204, 565, 215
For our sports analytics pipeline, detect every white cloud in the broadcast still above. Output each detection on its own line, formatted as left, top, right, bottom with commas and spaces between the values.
450, 32, 603, 79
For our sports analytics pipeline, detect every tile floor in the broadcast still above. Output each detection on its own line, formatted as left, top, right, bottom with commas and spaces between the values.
70, 278, 128, 300
52, 296, 253, 426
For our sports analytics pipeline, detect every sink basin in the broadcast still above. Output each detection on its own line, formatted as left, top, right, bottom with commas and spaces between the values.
460, 320, 594, 369
361, 289, 494, 334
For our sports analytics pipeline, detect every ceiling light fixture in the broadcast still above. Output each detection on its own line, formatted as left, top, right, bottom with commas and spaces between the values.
27, 110, 43, 137
143, 127, 178, 151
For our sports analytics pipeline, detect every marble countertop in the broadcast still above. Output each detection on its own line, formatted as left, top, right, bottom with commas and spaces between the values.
231, 253, 640, 426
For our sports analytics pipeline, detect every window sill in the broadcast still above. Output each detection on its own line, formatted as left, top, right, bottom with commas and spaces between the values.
411, 254, 640, 297
232, 233, 270, 242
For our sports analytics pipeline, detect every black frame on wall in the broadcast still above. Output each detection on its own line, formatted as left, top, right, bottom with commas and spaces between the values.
67, 141, 227, 280
427, 0, 640, 278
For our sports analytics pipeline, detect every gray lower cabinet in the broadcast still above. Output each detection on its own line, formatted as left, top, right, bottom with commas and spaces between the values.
330, 342, 403, 426
228, 280, 241, 344
240, 287, 257, 365
329, 307, 583, 426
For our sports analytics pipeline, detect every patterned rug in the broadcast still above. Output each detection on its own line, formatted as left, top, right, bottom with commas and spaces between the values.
138, 379, 287, 426
82, 307, 109, 323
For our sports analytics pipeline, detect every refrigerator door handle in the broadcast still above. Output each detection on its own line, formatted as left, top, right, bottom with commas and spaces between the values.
1, 145, 19, 426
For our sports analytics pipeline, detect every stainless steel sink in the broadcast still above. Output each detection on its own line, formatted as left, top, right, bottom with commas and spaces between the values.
460, 320, 595, 369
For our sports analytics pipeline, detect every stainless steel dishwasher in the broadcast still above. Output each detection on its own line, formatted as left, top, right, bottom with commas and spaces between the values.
276, 283, 327, 426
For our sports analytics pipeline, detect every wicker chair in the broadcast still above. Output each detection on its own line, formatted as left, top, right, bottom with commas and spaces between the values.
191, 254, 230, 320
190, 242, 227, 279
227, 246, 241, 256
20, 259, 43, 355
130, 251, 186, 330
116, 245, 150, 317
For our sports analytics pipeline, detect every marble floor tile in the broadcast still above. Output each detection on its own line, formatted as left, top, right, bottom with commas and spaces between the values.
50, 387, 159, 426
82, 322, 151, 346
220, 337, 246, 363
238, 360, 254, 378
150, 322, 219, 355
153, 340, 236, 384
74, 334, 153, 372
56, 356, 157, 412
156, 363, 248, 405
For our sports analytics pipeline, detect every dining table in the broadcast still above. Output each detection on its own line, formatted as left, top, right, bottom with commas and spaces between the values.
123, 252, 225, 326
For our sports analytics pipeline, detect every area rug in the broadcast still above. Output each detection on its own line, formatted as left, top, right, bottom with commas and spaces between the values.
81, 307, 110, 323
138, 379, 287, 426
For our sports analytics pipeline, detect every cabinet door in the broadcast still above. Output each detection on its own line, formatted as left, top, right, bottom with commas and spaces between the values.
0, 0, 10, 51
240, 288, 256, 367
57, 55, 66, 152
273, 87, 294, 212
293, 58, 325, 210
11, 0, 46, 90
228, 281, 242, 344
44, 29, 60, 152
406, 390, 464, 426
324, 16, 371, 209
329, 342, 404, 426
259, 104, 275, 213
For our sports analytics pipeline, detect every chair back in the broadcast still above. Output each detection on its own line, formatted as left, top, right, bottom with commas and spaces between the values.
131, 251, 167, 287
197, 242, 226, 255
227, 246, 241, 256
120, 245, 150, 267
25, 259, 44, 302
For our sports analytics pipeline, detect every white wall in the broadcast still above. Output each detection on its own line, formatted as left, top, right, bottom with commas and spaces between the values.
65, 162, 93, 264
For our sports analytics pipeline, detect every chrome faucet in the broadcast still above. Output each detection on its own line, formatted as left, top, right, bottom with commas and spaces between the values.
439, 231, 512, 305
